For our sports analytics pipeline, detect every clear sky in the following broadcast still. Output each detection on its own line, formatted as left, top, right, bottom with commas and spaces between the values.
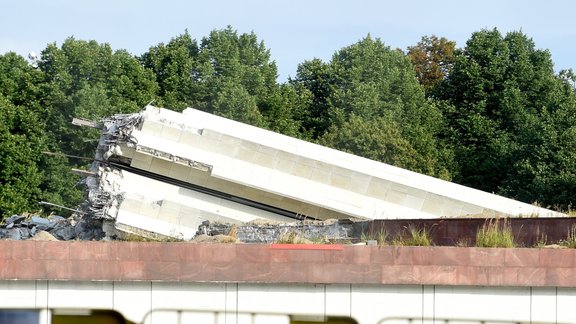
2, 0, 575, 81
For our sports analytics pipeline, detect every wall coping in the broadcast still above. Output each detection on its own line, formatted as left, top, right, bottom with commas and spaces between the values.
1, 241, 575, 287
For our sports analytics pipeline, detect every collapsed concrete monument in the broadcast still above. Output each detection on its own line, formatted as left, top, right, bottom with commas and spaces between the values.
82, 105, 564, 240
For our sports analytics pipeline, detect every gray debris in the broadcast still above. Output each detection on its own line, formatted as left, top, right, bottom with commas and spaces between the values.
4, 214, 26, 225
73, 216, 105, 240
30, 216, 55, 231
51, 225, 76, 241
9, 228, 31, 240
1, 214, 76, 241
197, 219, 365, 244
1, 211, 368, 243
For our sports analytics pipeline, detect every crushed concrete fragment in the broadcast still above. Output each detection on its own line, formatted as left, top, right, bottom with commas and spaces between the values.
30, 216, 55, 231
10, 228, 30, 240
30, 230, 59, 241
52, 225, 76, 241
5, 215, 25, 225
0, 214, 103, 241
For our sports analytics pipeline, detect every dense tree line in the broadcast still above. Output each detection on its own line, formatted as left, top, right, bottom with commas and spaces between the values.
1, 26, 575, 219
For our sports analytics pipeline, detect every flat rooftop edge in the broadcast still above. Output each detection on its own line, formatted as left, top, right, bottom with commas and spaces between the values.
1, 241, 575, 288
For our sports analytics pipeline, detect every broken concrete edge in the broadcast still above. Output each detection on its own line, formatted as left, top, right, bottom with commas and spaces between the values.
111, 222, 185, 242
78, 113, 144, 222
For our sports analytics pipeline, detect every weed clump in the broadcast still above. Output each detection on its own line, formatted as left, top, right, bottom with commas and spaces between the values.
475, 218, 515, 248
361, 227, 389, 245
276, 230, 311, 244
392, 226, 433, 246
560, 225, 576, 248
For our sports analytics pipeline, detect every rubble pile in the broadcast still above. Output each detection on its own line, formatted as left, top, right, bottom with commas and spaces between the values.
0, 214, 105, 241
195, 219, 367, 244
1, 212, 366, 243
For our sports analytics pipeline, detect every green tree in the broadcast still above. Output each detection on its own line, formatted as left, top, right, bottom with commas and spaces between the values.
0, 95, 45, 217
437, 28, 576, 208
295, 36, 451, 178
196, 27, 281, 126
0, 52, 43, 108
261, 83, 312, 138
0, 52, 84, 217
39, 38, 159, 158
291, 58, 335, 138
143, 27, 303, 135
140, 31, 199, 111
319, 114, 434, 173
211, 80, 265, 126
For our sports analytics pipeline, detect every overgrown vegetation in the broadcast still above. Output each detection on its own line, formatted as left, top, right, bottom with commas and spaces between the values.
118, 232, 184, 243
1, 27, 576, 219
560, 225, 576, 248
275, 230, 309, 244
392, 226, 433, 246
475, 219, 516, 248
361, 227, 389, 245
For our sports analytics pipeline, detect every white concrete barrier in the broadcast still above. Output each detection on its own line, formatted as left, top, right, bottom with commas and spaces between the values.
0, 281, 573, 323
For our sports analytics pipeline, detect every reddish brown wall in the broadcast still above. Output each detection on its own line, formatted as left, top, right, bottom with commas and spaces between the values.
0, 241, 575, 287
366, 218, 576, 246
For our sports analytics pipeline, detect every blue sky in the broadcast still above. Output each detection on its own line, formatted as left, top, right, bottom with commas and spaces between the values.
2, 0, 575, 81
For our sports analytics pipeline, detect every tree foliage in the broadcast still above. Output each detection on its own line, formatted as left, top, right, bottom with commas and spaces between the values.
1, 27, 576, 218
407, 35, 456, 96
40, 38, 159, 158
436, 29, 576, 208
142, 27, 305, 134
295, 36, 451, 178
0, 95, 44, 216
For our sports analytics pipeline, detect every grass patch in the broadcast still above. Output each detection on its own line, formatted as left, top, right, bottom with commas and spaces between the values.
560, 225, 576, 248
392, 226, 433, 246
475, 218, 515, 248
117, 232, 184, 242
276, 230, 310, 244
535, 233, 549, 248
361, 227, 389, 245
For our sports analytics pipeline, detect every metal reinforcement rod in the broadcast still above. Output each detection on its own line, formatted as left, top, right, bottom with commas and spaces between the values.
38, 201, 85, 214
42, 151, 93, 161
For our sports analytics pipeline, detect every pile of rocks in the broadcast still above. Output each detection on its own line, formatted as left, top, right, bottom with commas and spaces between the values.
0, 214, 105, 241
1, 213, 367, 243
